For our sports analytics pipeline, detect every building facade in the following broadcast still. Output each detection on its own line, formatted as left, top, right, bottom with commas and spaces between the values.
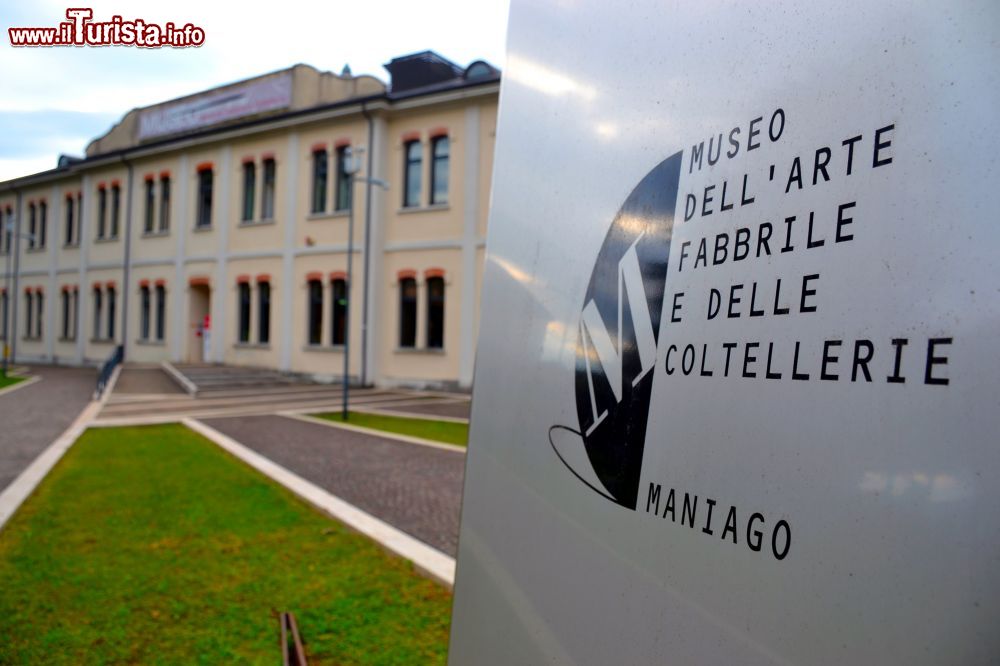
0, 52, 499, 389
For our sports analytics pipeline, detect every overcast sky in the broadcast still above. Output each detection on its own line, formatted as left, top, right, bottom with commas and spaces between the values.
0, 0, 510, 181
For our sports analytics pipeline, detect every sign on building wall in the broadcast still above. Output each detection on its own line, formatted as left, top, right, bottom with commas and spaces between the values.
451, 1, 999, 663
138, 72, 292, 140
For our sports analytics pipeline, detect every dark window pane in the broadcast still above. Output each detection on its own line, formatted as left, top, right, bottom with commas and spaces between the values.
160, 177, 171, 231
28, 204, 36, 249
431, 137, 449, 205
110, 185, 120, 238
238, 282, 251, 342
107, 287, 116, 340
72, 289, 78, 340
308, 280, 323, 345
140, 286, 150, 340
331, 279, 347, 345
403, 141, 422, 207
36, 292, 43, 338
399, 277, 417, 347
65, 196, 74, 245
427, 276, 445, 349
25, 293, 33, 337
242, 162, 256, 221
155, 285, 166, 341
93, 289, 102, 339
312, 150, 328, 213
97, 188, 107, 239
197, 170, 213, 227
144, 180, 155, 232
262, 159, 276, 220
258, 282, 270, 344
39, 201, 47, 248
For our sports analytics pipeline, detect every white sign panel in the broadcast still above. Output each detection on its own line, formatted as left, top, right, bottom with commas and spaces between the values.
138, 73, 292, 140
451, 1, 999, 663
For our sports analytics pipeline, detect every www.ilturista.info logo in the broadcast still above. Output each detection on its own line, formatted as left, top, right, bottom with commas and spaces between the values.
549, 152, 682, 510
8, 8, 205, 48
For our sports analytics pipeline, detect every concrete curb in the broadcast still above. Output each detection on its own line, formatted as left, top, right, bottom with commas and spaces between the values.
280, 412, 468, 454
161, 361, 198, 396
352, 403, 470, 424
0, 364, 121, 533
183, 417, 456, 588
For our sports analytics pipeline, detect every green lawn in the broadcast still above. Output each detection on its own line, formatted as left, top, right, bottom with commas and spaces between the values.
0, 425, 452, 665
0, 374, 25, 390
318, 411, 468, 447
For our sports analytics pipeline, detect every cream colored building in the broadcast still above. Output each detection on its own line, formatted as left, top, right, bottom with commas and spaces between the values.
0, 52, 499, 389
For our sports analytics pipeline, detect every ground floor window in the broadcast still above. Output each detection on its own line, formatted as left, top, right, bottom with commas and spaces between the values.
155, 285, 166, 341
426, 277, 445, 349
258, 281, 270, 344
399, 277, 417, 348
140, 286, 151, 340
331, 278, 347, 345
307, 279, 323, 345
237, 282, 251, 343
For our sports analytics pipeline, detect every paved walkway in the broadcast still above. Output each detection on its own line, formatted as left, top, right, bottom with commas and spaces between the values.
202, 414, 466, 556
0, 366, 95, 492
113, 367, 185, 395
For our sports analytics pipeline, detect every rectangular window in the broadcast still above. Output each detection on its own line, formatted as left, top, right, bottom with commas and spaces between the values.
72, 288, 79, 340
62, 290, 71, 339
335, 146, 352, 211
155, 285, 166, 341
403, 140, 422, 207
97, 187, 107, 239
110, 184, 120, 238
258, 281, 270, 344
307, 279, 323, 345
144, 179, 155, 233
107, 286, 116, 340
430, 136, 449, 205
93, 288, 102, 339
2, 210, 11, 254
140, 286, 150, 340
197, 169, 213, 228
35, 291, 43, 338
65, 196, 75, 245
76, 194, 82, 242
237, 282, 251, 343
331, 278, 347, 345
159, 176, 171, 232
38, 201, 47, 248
311, 150, 328, 213
0, 292, 7, 339
427, 276, 445, 349
28, 203, 36, 249
261, 158, 276, 220
24, 292, 33, 338
399, 277, 417, 348
241, 161, 256, 222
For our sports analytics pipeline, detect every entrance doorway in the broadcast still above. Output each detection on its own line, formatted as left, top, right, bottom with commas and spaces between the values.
187, 283, 211, 363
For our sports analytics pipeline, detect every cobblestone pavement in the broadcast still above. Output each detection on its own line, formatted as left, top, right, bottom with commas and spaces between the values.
202, 414, 466, 556
0, 365, 95, 492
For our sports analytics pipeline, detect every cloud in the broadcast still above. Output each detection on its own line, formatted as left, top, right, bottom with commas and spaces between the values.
0, 110, 118, 157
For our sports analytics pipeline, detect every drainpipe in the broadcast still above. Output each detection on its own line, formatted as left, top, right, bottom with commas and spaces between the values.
9, 190, 22, 367
119, 157, 135, 360
360, 103, 375, 387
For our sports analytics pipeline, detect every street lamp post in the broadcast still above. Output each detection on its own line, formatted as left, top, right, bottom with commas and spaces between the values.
341, 147, 388, 420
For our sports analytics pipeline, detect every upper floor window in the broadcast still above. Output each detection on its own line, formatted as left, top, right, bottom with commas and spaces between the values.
65, 195, 75, 245
261, 158, 276, 220
2, 209, 11, 254
241, 161, 256, 222
311, 149, 328, 213
110, 184, 121, 238
430, 136, 449, 205
144, 179, 155, 233
403, 140, 422, 208
258, 280, 271, 344
27, 203, 36, 249
426, 276, 445, 349
196, 168, 213, 228
159, 176, 171, 232
38, 201, 47, 248
307, 279, 323, 345
399, 277, 417, 348
237, 281, 251, 343
97, 186, 107, 239
331, 278, 347, 345
335, 146, 352, 212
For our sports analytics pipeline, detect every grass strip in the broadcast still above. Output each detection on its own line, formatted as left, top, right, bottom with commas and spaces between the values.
0, 424, 452, 664
317, 411, 468, 447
